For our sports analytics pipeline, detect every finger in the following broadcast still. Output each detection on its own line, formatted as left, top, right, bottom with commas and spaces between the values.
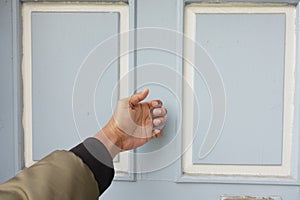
152, 108, 167, 117
151, 129, 164, 139
129, 88, 149, 108
152, 117, 166, 127
148, 99, 163, 109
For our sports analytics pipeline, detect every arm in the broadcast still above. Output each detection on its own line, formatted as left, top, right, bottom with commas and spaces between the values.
0, 89, 167, 199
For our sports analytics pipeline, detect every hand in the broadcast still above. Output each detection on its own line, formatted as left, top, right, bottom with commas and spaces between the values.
94, 89, 167, 158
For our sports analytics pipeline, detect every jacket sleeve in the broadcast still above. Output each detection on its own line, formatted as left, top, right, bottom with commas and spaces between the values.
0, 137, 115, 200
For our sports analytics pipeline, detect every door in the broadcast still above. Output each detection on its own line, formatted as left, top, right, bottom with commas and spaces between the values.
1, 0, 300, 199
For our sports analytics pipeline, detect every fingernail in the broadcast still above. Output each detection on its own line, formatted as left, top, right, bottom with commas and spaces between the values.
153, 108, 161, 115
154, 129, 160, 134
153, 119, 161, 126
153, 101, 160, 107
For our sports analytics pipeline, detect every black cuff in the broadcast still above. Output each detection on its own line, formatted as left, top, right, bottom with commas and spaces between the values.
70, 137, 115, 196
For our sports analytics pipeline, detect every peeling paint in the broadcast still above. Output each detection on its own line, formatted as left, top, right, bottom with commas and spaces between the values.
183, 3, 295, 178
221, 196, 281, 200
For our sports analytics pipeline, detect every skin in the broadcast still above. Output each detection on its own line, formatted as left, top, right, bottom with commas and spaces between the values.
94, 88, 167, 158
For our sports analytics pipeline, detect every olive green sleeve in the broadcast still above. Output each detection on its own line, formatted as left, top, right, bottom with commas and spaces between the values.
0, 150, 99, 200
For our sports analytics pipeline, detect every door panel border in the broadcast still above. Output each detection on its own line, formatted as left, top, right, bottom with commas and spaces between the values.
21, 2, 134, 181
178, 3, 300, 185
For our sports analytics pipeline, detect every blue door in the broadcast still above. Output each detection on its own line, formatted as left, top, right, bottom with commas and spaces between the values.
1, 0, 300, 199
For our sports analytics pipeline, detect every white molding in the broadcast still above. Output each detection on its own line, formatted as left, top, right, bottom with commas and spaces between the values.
182, 4, 296, 177
22, 2, 130, 175
220, 196, 282, 200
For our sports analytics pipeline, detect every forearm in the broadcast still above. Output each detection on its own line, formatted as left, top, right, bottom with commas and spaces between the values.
0, 138, 115, 200
0, 149, 99, 200
70, 137, 115, 195
0, 89, 166, 200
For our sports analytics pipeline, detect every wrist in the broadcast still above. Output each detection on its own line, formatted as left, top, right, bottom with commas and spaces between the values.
93, 119, 124, 158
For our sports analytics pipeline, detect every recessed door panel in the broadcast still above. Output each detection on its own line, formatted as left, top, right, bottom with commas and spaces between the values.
31, 12, 119, 160
182, 4, 296, 180
192, 13, 285, 165
22, 3, 131, 179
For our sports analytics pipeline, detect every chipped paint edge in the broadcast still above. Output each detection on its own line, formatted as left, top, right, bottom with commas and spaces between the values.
182, 4, 296, 177
220, 195, 282, 200
22, 2, 130, 175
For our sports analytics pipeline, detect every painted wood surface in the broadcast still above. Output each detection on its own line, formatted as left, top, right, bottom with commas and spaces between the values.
21, 2, 132, 179
0, 0, 22, 182
192, 13, 285, 165
1, 0, 300, 199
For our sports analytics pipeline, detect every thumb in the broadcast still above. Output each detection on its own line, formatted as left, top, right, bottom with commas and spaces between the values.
129, 88, 149, 108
